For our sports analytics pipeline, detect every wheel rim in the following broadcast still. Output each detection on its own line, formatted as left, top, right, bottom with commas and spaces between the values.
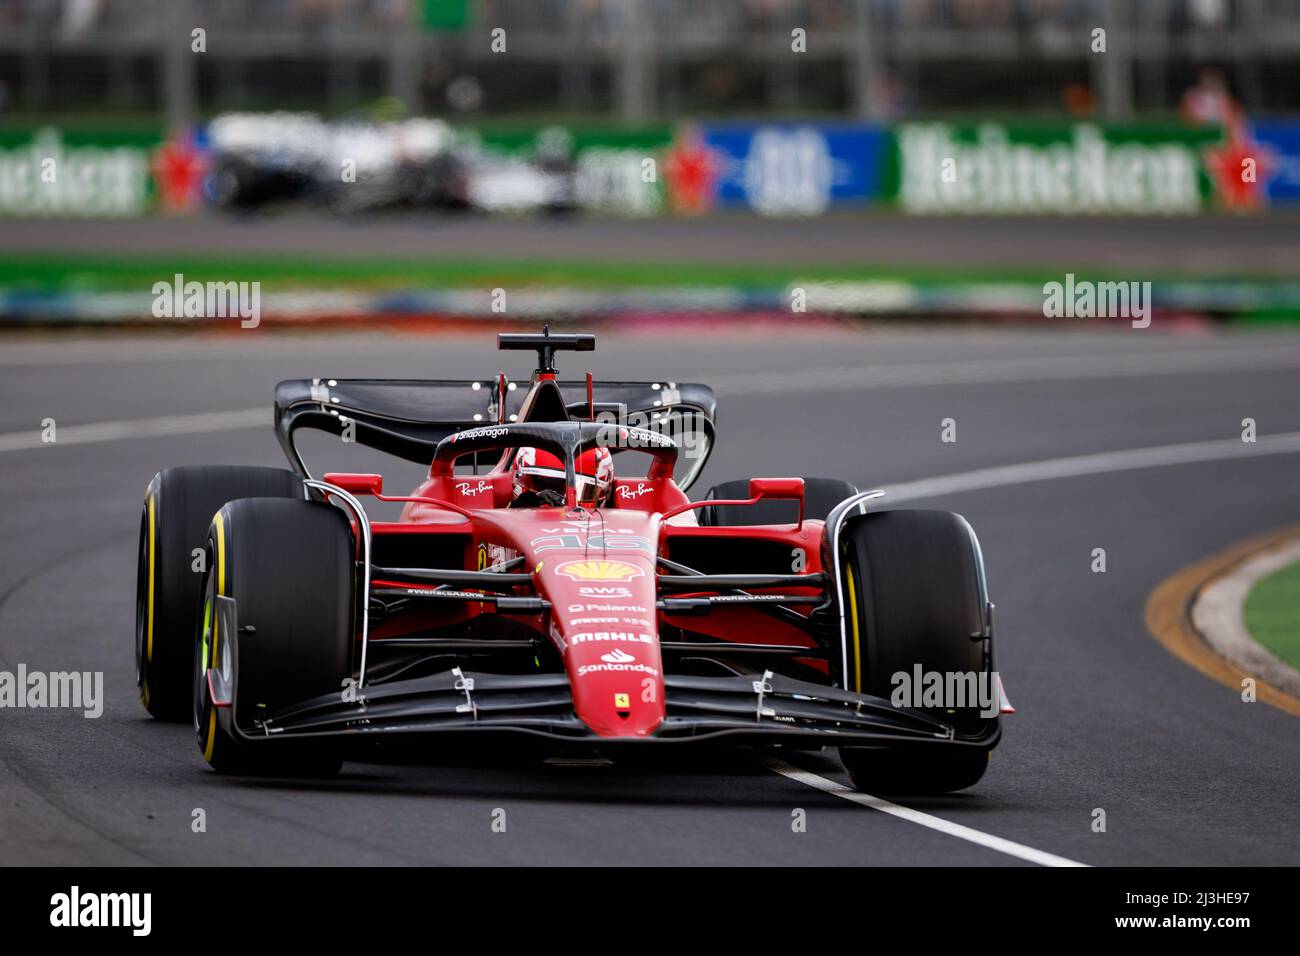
193, 540, 216, 737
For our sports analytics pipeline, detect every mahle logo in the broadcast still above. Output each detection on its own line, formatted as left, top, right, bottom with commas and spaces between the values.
899, 123, 1202, 215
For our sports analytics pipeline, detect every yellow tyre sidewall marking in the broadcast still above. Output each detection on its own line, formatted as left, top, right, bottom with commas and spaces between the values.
847, 563, 862, 693
202, 511, 227, 763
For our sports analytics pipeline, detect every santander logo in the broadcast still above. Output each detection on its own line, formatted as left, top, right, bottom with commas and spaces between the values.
600, 648, 636, 664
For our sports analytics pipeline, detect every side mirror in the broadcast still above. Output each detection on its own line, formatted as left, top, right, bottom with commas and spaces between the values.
323, 472, 383, 496
748, 477, 805, 500
749, 477, 805, 526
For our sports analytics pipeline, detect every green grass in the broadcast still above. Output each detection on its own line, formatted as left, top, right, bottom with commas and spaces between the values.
1244, 557, 1300, 673
3, 252, 1298, 322
2, 252, 1295, 293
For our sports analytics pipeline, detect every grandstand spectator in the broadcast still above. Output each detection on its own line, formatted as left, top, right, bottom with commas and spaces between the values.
1180, 67, 1243, 128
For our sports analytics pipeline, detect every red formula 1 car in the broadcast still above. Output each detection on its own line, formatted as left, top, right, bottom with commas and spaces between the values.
134, 331, 1008, 793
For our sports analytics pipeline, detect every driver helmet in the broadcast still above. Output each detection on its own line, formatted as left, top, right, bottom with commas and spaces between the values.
512, 445, 613, 508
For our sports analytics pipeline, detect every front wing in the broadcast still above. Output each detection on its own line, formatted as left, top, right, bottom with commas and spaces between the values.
209, 662, 999, 751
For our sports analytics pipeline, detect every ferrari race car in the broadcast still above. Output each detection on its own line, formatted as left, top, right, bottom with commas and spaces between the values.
134, 331, 1009, 793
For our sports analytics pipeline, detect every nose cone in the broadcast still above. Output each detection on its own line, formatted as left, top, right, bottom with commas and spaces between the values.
562, 623, 664, 736
499, 509, 668, 738
543, 557, 665, 737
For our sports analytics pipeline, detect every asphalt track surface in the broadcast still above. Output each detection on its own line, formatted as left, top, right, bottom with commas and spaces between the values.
1, 325, 1299, 866
10, 212, 1300, 272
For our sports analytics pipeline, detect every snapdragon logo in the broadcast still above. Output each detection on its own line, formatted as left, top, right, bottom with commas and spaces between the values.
592, 405, 709, 459
152, 273, 261, 328
50, 886, 151, 936
0, 665, 102, 718
1042, 273, 1152, 329
890, 666, 1001, 719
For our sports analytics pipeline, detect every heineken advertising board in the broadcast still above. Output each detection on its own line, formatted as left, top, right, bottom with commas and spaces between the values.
659, 120, 1269, 216
0, 127, 160, 217
695, 122, 887, 216
891, 122, 1222, 215
1253, 121, 1300, 204
2, 118, 1296, 217
471, 124, 674, 216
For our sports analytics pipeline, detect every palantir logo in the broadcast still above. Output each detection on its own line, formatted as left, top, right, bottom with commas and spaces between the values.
50, 886, 151, 936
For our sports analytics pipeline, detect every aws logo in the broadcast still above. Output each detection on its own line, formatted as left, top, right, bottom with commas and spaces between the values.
555, 560, 644, 582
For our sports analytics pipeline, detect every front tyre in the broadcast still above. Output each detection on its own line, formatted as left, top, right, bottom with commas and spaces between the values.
836, 509, 997, 795
194, 497, 354, 776
135, 465, 304, 721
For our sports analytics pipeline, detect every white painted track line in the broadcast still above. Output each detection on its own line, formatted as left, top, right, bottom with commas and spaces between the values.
0, 408, 266, 452
768, 759, 1089, 867
881, 431, 1300, 504
4, 410, 1297, 488
713, 345, 1300, 395
2, 340, 1297, 453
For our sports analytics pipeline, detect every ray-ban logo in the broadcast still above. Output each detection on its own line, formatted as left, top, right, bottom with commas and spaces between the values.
617, 482, 654, 500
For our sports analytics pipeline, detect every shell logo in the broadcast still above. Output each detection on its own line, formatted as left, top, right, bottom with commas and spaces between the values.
555, 559, 643, 582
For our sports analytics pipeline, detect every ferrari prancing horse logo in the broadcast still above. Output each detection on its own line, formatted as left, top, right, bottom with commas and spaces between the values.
555, 560, 644, 582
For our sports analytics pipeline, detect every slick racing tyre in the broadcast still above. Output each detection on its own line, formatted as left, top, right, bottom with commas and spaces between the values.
699, 477, 858, 526
836, 509, 994, 795
136, 466, 305, 721
194, 497, 354, 776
